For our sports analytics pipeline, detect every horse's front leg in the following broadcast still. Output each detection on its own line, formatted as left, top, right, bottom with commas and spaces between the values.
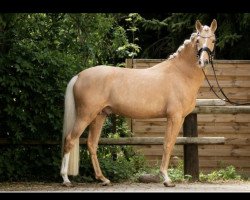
160, 114, 184, 187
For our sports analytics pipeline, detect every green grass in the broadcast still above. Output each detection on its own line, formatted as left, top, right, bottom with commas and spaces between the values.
199, 165, 242, 182
133, 160, 244, 183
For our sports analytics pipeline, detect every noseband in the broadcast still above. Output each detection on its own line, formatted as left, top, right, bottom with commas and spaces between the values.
196, 33, 215, 63
197, 47, 215, 62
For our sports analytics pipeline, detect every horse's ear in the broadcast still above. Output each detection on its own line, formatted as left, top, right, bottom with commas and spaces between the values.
210, 19, 217, 32
195, 20, 203, 33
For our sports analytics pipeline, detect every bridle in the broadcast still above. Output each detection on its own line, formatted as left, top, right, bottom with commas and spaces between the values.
197, 33, 250, 106
196, 33, 215, 62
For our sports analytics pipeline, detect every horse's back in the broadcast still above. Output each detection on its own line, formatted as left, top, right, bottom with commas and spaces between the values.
77, 65, 153, 88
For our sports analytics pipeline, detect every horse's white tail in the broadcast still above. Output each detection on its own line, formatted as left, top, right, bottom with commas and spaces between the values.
62, 75, 79, 176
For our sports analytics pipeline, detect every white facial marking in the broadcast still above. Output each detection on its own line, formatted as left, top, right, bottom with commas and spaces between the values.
199, 36, 209, 67
203, 38, 208, 48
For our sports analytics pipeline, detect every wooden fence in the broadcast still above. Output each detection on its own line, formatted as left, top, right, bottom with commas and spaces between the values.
126, 59, 250, 176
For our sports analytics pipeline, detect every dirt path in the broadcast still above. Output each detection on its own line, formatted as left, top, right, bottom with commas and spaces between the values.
0, 181, 250, 192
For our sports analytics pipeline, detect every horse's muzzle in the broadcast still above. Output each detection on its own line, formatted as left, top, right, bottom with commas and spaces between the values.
199, 59, 209, 68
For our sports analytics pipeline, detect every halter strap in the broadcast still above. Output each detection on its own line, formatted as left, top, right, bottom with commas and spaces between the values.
197, 46, 214, 60
196, 32, 216, 61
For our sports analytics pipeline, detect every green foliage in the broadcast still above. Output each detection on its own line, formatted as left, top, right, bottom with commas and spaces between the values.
169, 162, 242, 183
0, 145, 61, 181
100, 149, 145, 182
169, 161, 242, 183
168, 161, 192, 182
138, 13, 250, 59
117, 13, 142, 59
133, 160, 243, 183
200, 165, 242, 182
1, 14, 78, 143
72, 145, 147, 183
102, 116, 132, 138
0, 13, 140, 182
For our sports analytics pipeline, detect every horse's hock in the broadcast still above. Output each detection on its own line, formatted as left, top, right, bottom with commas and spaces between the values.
126, 59, 250, 177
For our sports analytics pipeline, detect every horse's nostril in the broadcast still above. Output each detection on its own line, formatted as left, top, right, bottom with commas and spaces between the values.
204, 60, 209, 65
199, 60, 201, 65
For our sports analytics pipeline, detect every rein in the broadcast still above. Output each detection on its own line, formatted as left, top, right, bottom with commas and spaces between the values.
201, 51, 250, 106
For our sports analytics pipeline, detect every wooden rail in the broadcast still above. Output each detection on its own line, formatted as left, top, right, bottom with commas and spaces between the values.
193, 106, 250, 114
0, 137, 225, 145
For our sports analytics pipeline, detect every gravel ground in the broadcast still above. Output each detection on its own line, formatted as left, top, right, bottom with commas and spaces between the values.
0, 181, 250, 192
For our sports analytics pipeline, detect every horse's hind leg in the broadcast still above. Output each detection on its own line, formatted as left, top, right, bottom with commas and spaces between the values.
61, 116, 92, 186
87, 114, 110, 186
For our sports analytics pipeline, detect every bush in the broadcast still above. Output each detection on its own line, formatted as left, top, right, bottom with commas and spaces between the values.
0, 13, 140, 182
69, 145, 147, 183
0, 145, 61, 182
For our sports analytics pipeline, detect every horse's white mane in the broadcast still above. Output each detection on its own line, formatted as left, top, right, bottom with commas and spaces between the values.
168, 32, 198, 60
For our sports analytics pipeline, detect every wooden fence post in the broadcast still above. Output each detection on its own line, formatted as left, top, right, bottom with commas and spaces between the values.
183, 113, 199, 181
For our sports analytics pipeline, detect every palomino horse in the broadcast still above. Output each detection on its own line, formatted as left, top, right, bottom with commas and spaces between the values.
60, 19, 217, 187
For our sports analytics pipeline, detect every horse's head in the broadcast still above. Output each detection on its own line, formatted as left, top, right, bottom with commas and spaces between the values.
195, 19, 217, 68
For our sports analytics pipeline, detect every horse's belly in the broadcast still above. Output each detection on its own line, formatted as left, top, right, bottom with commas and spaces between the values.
106, 103, 166, 119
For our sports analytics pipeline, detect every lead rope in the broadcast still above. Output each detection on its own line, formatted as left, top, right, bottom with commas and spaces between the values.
202, 55, 250, 105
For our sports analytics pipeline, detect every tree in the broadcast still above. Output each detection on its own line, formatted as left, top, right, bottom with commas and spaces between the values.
137, 13, 250, 59
0, 13, 139, 181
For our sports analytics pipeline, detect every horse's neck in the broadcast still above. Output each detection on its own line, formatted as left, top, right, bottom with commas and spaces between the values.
171, 43, 204, 88
175, 41, 198, 66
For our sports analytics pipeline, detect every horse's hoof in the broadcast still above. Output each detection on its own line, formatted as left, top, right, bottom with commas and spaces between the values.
163, 181, 176, 187
62, 182, 73, 187
102, 179, 111, 186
